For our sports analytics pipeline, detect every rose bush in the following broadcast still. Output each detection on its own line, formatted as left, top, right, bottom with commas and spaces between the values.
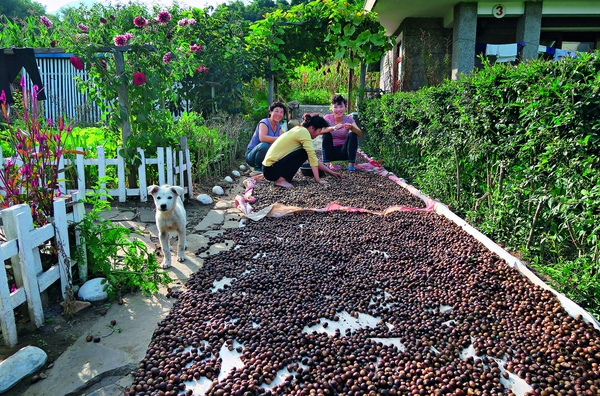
53, 3, 213, 153
1, 2, 256, 155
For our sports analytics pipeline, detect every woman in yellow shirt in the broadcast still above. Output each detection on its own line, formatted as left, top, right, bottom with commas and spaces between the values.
262, 113, 342, 189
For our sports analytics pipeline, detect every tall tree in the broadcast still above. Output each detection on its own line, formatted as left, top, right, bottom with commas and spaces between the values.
0, 0, 45, 19
246, 0, 392, 104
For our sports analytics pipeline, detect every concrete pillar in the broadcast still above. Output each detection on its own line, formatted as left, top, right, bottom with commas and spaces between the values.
517, 1, 543, 61
451, 2, 478, 80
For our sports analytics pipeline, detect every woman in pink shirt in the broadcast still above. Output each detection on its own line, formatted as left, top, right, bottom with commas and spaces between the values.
321, 95, 362, 171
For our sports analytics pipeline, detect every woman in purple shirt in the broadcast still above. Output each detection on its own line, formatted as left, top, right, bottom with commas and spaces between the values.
321, 95, 362, 171
245, 101, 286, 173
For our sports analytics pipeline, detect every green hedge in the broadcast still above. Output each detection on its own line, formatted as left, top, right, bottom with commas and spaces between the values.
359, 52, 600, 319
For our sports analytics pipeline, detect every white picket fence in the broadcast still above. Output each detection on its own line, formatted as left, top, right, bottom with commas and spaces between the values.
0, 143, 193, 203
0, 143, 192, 346
0, 193, 86, 347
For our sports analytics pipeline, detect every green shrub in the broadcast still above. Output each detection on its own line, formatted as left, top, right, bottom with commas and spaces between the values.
63, 126, 122, 190
287, 63, 379, 105
75, 184, 172, 298
174, 111, 251, 184
290, 89, 332, 105
359, 52, 600, 319
65, 126, 121, 156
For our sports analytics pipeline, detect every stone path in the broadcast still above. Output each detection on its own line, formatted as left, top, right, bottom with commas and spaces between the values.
9, 183, 248, 396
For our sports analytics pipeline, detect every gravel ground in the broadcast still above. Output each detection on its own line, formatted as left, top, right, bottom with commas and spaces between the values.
125, 168, 600, 396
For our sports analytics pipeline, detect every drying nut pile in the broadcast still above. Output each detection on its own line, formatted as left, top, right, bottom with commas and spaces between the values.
251, 171, 425, 212
126, 173, 600, 396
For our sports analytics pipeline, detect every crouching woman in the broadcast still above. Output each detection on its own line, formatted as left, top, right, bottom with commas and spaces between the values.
262, 113, 342, 189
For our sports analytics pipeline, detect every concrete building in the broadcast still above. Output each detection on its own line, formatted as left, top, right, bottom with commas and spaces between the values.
364, 1, 600, 92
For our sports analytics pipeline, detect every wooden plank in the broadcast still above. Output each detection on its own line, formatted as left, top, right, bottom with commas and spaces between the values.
138, 148, 148, 202
38, 265, 61, 293
0, 147, 4, 195
14, 206, 45, 327
76, 147, 86, 194
71, 191, 88, 282
166, 147, 174, 185
49, 57, 56, 119
52, 197, 71, 298
0, 239, 20, 347
28, 223, 54, 248
10, 288, 26, 310
0, 239, 18, 259
113, 51, 131, 148
1, 205, 27, 288
58, 154, 67, 194
2, 48, 66, 55
126, 188, 142, 196
158, 148, 165, 186
185, 143, 194, 198
178, 150, 184, 190
98, 146, 107, 200
118, 149, 126, 202
67, 59, 77, 119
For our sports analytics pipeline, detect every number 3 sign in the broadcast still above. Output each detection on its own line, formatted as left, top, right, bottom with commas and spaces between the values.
493, 4, 506, 18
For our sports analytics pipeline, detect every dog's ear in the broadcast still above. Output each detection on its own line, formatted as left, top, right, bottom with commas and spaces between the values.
171, 186, 185, 197
148, 185, 160, 195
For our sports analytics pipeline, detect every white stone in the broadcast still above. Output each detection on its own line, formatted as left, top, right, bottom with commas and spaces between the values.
196, 194, 213, 205
224, 176, 233, 183
212, 186, 224, 195
78, 277, 109, 302
239, 164, 247, 171
194, 210, 225, 231
232, 170, 241, 177
0, 346, 47, 394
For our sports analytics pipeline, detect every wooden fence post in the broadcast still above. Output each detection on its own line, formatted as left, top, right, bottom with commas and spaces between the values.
166, 147, 174, 186
52, 197, 71, 299
0, 238, 21, 347
98, 146, 107, 200
158, 148, 165, 186
117, 146, 126, 202
138, 148, 148, 202
181, 137, 194, 199
178, 149, 185, 191
114, 50, 131, 148
58, 154, 67, 195
70, 191, 88, 283
1, 205, 47, 328
76, 147, 86, 194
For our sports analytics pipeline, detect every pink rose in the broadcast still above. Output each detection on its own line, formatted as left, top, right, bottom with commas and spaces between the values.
156, 11, 172, 25
69, 56, 84, 71
133, 71, 146, 86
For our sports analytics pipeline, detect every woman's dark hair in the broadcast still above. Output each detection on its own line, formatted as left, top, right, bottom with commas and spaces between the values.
269, 101, 287, 116
301, 113, 329, 130
331, 95, 347, 107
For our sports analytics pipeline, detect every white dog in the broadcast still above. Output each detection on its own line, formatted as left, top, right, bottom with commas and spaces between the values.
147, 184, 187, 268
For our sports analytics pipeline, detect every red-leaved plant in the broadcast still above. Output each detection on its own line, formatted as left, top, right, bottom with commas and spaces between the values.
0, 76, 75, 226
